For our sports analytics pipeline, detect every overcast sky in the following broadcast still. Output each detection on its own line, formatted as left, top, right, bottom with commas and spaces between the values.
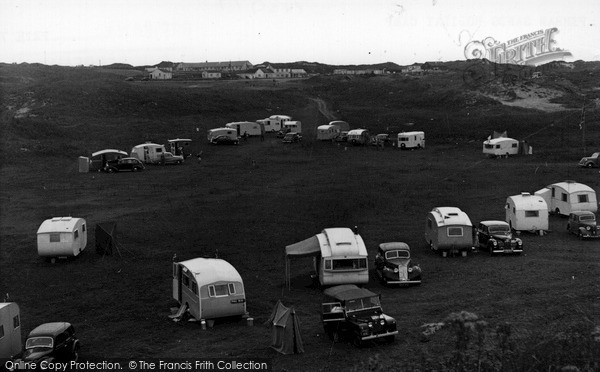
1, 0, 598, 66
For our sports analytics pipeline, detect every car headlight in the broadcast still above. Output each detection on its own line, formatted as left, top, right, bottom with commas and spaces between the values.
368, 322, 373, 328
586, 226, 591, 231
492, 241, 497, 245
380, 319, 385, 326
393, 267, 399, 273
408, 267, 413, 273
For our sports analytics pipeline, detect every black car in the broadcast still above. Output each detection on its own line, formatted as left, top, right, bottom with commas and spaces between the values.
282, 132, 302, 143
211, 135, 239, 145
374, 242, 422, 285
475, 220, 523, 255
104, 157, 144, 172
322, 284, 397, 346
567, 211, 600, 239
14, 322, 80, 365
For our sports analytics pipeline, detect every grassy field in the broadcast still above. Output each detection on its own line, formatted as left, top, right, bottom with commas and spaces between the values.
1, 63, 599, 371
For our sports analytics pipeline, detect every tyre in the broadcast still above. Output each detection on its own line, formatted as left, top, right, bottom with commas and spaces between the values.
72, 344, 80, 362
586, 162, 594, 168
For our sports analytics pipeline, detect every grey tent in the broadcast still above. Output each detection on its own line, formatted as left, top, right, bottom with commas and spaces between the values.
284, 235, 321, 289
95, 222, 117, 255
266, 301, 304, 355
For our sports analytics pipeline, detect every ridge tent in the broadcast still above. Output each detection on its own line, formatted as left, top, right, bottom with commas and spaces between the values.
266, 301, 304, 355
95, 222, 117, 256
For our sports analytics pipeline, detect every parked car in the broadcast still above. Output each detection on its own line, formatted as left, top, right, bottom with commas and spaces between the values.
567, 211, 599, 239
282, 132, 302, 143
374, 242, 422, 285
277, 128, 291, 138
578, 152, 600, 168
104, 157, 145, 172
475, 220, 523, 255
334, 131, 349, 142
321, 284, 397, 347
161, 152, 184, 165
370, 134, 393, 147
211, 135, 239, 145
13, 322, 80, 365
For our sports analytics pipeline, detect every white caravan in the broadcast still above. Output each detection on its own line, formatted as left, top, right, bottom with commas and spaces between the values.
482, 137, 519, 157
535, 181, 598, 215
226, 121, 264, 137
130, 143, 166, 164
397, 131, 425, 149
505, 193, 548, 233
37, 217, 87, 262
0, 302, 21, 359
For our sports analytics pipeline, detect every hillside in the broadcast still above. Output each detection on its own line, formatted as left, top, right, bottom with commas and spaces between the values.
1, 62, 599, 372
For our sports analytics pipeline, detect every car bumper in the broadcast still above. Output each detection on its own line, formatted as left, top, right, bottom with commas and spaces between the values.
491, 248, 523, 254
361, 330, 398, 341
384, 279, 421, 284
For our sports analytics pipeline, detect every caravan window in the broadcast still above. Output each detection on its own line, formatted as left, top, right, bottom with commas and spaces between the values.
208, 284, 230, 297
0, 325, 4, 338
551, 188, 556, 197
447, 227, 463, 236
484, 144, 493, 149
561, 193, 567, 202
495, 145, 501, 149
191, 282, 198, 295
13, 315, 19, 329
578, 194, 589, 203
182, 274, 190, 288
82, 224, 86, 232
228, 283, 236, 294
331, 258, 367, 270
50, 233, 60, 243
74, 230, 79, 239
156, 148, 163, 153
325, 259, 332, 270
525, 210, 539, 217
512, 143, 518, 148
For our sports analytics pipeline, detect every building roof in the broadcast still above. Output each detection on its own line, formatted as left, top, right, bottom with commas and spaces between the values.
179, 258, 243, 288
178, 61, 251, 68
37, 217, 84, 234
317, 228, 367, 258
429, 207, 472, 227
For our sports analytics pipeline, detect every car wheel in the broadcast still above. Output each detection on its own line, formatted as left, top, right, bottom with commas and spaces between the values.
177, 160, 182, 164
586, 162, 594, 168
72, 344, 80, 362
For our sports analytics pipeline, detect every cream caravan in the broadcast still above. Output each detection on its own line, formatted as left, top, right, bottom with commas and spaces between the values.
172, 258, 247, 321
424, 207, 474, 257
397, 131, 425, 149
535, 181, 598, 216
130, 143, 166, 164
0, 302, 21, 359
316, 124, 341, 140
36, 217, 87, 262
505, 193, 548, 233
285, 227, 369, 288
226, 121, 264, 137
257, 115, 292, 132
482, 137, 519, 157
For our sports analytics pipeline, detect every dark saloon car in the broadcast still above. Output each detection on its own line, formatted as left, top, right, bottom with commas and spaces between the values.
475, 220, 523, 255
578, 152, 599, 168
374, 242, 422, 285
282, 132, 302, 143
321, 285, 397, 347
210, 135, 239, 145
15, 322, 80, 364
567, 211, 599, 239
104, 157, 144, 172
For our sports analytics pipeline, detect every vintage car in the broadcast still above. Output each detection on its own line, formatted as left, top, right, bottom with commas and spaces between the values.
13, 322, 80, 365
567, 211, 599, 239
210, 135, 239, 145
374, 242, 422, 285
104, 157, 145, 172
475, 220, 523, 255
578, 152, 599, 168
321, 284, 397, 347
282, 132, 302, 143
334, 131, 349, 142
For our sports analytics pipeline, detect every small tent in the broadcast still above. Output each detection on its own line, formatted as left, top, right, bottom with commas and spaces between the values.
266, 301, 304, 355
95, 222, 117, 256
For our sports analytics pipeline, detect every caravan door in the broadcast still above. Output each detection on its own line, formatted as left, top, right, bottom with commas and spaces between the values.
172, 263, 182, 302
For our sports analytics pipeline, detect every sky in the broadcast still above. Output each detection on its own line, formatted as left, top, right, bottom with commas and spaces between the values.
1, 0, 599, 67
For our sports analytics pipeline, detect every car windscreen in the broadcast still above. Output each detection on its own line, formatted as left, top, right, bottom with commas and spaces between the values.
346, 296, 381, 312
488, 225, 510, 233
26, 336, 53, 349
385, 250, 409, 259
580, 215, 596, 221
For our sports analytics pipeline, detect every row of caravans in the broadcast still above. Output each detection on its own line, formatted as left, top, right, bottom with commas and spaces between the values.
87, 139, 192, 170
317, 121, 426, 149
206, 116, 302, 143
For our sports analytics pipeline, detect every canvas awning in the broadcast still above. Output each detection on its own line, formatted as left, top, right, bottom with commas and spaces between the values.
284, 236, 321, 290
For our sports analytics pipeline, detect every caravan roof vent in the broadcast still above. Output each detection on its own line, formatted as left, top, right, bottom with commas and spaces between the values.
446, 213, 459, 218
521, 192, 531, 196
51, 217, 62, 221
60, 217, 72, 221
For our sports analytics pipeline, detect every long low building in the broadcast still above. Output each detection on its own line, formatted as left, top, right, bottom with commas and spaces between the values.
176, 61, 253, 72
